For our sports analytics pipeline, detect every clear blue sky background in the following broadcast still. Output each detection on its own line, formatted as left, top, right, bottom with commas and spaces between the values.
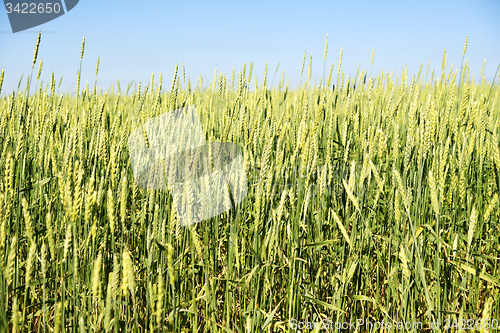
1, 0, 499, 94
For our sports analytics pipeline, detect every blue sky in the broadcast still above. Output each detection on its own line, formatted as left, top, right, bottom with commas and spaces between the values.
1, 0, 499, 94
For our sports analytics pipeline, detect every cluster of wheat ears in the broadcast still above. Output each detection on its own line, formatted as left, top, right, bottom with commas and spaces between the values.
0, 33, 499, 332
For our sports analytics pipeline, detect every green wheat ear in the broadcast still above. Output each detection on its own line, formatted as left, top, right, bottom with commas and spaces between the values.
324, 34, 328, 60
0, 68, 4, 94
32, 32, 41, 68
80, 36, 85, 60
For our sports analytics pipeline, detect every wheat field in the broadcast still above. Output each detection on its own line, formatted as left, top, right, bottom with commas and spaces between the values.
0, 34, 499, 332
